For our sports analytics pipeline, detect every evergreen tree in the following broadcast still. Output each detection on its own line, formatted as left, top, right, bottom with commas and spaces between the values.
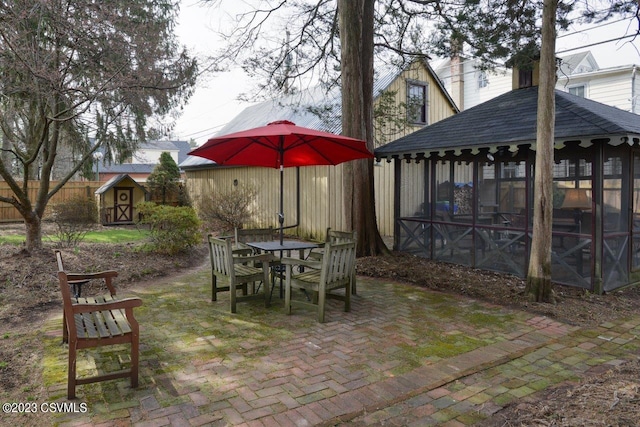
147, 152, 181, 205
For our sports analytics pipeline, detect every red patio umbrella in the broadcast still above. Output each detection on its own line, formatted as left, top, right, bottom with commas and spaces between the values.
188, 120, 373, 244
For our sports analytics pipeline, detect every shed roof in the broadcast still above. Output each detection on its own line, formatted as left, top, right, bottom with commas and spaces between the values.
375, 86, 640, 158
95, 174, 148, 195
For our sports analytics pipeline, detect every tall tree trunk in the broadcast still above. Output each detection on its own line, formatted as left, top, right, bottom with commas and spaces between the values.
526, 0, 557, 302
338, 0, 388, 256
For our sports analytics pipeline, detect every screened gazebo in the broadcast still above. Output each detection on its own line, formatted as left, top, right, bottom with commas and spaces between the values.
375, 86, 640, 293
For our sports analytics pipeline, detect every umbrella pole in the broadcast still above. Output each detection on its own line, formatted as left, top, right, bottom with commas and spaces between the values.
279, 164, 284, 245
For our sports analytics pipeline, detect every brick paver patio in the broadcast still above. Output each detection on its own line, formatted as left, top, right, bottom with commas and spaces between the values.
34, 265, 640, 426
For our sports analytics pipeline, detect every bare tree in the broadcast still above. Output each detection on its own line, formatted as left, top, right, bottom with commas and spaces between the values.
0, 0, 197, 251
526, 0, 558, 303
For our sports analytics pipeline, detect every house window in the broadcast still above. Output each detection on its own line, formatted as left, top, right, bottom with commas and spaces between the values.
407, 81, 428, 125
478, 72, 489, 89
568, 85, 586, 98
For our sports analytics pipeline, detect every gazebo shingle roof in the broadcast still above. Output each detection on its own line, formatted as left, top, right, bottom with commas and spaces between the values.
375, 86, 640, 158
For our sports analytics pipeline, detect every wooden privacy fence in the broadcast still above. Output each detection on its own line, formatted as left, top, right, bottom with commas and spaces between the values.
0, 181, 102, 222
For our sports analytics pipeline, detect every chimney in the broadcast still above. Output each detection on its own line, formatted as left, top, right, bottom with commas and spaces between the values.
450, 38, 464, 109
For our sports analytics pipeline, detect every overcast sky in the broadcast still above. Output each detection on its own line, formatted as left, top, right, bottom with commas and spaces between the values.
173, 1, 640, 145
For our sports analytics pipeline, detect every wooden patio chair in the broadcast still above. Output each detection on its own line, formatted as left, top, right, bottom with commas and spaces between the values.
309, 228, 358, 294
234, 226, 280, 294
283, 239, 356, 323
207, 235, 273, 313
234, 227, 275, 257
235, 227, 275, 246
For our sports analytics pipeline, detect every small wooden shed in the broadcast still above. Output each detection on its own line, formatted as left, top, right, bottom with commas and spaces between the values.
95, 174, 148, 225
375, 86, 640, 294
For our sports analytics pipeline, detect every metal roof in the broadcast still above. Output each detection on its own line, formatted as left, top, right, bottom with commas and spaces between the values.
101, 140, 190, 174
375, 86, 640, 159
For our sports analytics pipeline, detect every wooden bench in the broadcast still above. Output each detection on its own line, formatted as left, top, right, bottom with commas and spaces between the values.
55, 250, 142, 399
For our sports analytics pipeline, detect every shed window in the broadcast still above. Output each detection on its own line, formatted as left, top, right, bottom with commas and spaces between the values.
407, 81, 428, 125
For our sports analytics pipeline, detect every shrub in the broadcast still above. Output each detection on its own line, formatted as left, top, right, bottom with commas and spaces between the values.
197, 183, 258, 233
136, 202, 202, 255
49, 195, 98, 247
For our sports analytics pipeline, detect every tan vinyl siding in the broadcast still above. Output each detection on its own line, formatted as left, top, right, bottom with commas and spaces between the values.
187, 164, 346, 240
374, 161, 394, 235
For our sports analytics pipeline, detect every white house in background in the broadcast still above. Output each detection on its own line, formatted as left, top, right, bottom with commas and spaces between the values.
436, 51, 640, 114
556, 52, 640, 114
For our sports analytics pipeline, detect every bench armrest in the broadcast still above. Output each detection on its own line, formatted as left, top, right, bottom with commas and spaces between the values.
65, 271, 118, 294
71, 297, 143, 314
65, 271, 118, 280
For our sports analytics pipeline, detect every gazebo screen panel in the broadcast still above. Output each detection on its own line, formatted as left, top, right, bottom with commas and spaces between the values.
474, 160, 528, 277
498, 161, 528, 228
399, 160, 427, 218
550, 154, 594, 289
602, 149, 629, 291
432, 160, 473, 266
397, 161, 431, 256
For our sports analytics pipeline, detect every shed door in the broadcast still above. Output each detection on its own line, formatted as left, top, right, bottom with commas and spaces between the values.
114, 187, 133, 222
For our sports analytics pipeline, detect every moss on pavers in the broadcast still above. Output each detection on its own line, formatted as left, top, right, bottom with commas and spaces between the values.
430, 406, 460, 423
493, 391, 517, 407
501, 378, 528, 389
41, 273, 583, 426
508, 385, 536, 398
484, 384, 510, 397
456, 410, 487, 425
528, 378, 551, 391
466, 391, 492, 405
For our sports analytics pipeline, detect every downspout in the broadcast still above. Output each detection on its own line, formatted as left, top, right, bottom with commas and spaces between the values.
632, 65, 637, 114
